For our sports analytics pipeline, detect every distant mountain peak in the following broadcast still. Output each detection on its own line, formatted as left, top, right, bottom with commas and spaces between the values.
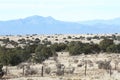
46, 16, 55, 20
0, 15, 120, 35
18, 15, 56, 25
25, 15, 54, 20
25, 15, 44, 20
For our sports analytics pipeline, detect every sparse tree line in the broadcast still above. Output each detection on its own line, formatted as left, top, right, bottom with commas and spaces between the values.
0, 37, 120, 67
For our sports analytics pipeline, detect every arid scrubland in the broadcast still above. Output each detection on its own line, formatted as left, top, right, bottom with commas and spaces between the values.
0, 33, 120, 80
2, 53, 120, 80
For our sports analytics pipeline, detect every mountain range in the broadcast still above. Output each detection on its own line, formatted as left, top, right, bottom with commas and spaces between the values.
0, 15, 120, 35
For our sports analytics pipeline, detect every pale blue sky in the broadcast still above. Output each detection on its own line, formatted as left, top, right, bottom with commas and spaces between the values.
0, 0, 120, 21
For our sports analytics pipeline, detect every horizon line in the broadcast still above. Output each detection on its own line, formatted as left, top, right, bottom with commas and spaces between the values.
0, 15, 120, 22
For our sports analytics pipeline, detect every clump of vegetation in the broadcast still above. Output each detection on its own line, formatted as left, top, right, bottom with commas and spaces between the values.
97, 60, 111, 70
56, 63, 65, 76
45, 67, 51, 74
0, 63, 4, 78
25, 66, 38, 76
0, 37, 120, 66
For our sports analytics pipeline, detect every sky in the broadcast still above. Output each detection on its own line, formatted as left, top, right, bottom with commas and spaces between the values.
0, 0, 120, 21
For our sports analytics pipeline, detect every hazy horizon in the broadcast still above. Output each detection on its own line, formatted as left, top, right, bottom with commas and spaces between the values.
0, 0, 120, 21
0, 15, 120, 22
